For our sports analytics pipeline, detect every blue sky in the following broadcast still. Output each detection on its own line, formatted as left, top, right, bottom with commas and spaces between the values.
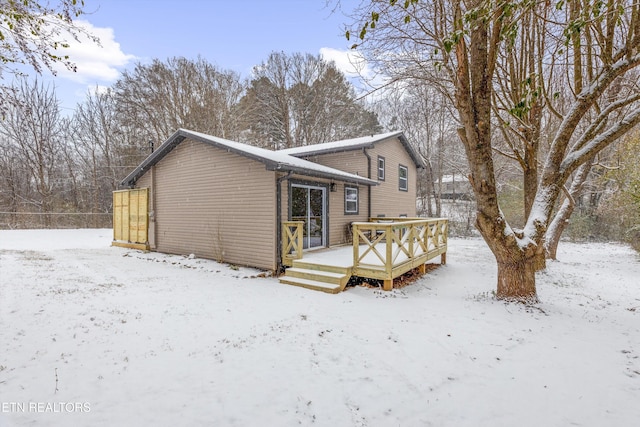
37, 0, 367, 112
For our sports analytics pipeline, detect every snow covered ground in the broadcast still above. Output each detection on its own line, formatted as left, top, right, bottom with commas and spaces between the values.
0, 229, 638, 426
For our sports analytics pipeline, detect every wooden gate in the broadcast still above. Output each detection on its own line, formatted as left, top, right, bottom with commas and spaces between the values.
112, 188, 149, 250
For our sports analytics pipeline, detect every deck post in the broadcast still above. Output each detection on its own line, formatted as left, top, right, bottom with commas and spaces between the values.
385, 224, 393, 279
352, 222, 359, 272
383, 279, 393, 291
408, 224, 414, 258
418, 263, 426, 274
441, 252, 447, 265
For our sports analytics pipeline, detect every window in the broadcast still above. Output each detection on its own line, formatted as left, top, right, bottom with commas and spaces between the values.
399, 165, 408, 191
377, 156, 385, 181
345, 186, 358, 214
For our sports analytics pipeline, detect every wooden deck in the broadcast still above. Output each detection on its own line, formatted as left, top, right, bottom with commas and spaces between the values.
280, 218, 448, 293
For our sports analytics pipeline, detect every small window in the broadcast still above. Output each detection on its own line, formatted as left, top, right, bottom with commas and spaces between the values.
399, 165, 408, 191
377, 156, 385, 181
345, 186, 358, 214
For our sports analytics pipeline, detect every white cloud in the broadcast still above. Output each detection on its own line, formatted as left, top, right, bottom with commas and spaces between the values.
320, 47, 391, 101
70, 83, 111, 101
319, 47, 371, 79
51, 20, 136, 84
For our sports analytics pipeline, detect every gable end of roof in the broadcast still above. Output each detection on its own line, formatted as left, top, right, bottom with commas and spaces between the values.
279, 131, 425, 169
120, 129, 378, 188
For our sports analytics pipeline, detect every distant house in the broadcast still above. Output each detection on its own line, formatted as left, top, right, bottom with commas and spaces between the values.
438, 174, 473, 200
117, 129, 425, 272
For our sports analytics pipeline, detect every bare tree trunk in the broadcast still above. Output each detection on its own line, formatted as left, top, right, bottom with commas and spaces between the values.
496, 255, 537, 300
476, 207, 540, 301
424, 160, 435, 216
545, 159, 593, 259
521, 9, 543, 221
523, 113, 541, 219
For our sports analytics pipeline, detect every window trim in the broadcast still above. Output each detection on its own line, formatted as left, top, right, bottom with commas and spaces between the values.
399, 164, 408, 192
344, 185, 359, 215
377, 156, 385, 181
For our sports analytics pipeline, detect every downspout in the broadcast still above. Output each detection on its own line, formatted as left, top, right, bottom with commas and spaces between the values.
362, 148, 372, 219
150, 164, 157, 249
276, 171, 293, 273
149, 140, 157, 250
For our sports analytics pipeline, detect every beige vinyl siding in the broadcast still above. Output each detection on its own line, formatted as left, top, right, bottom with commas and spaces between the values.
328, 182, 368, 245
138, 138, 277, 271
303, 151, 368, 178
299, 137, 418, 219
136, 173, 151, 188
368, 137, 418, 217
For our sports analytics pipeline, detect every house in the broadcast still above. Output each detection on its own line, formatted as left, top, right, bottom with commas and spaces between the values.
438, 174, 473, 200
117, 129, 426, 274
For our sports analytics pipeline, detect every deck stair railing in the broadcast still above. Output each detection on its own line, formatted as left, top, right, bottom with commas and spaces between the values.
282, 220, 304, 267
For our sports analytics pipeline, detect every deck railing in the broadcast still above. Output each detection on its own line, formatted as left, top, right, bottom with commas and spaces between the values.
282, 220, 304, 267
352, 218, 448, 290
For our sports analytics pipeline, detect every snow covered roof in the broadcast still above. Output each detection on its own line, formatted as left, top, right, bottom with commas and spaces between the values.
440, 174, 470, 183
120, 129, 379, 188
278, 131, 425, 169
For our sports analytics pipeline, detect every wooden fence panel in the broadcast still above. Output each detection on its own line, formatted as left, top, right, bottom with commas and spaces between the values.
112, 188, 149, 250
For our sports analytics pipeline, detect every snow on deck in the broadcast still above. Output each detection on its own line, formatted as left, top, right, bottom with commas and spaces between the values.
301, 242, 431, 268
299, 245, 355, 268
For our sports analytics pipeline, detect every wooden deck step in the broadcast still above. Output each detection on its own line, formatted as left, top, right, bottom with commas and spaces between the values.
284, 267, 346, 285
279, 276, 342, 294
290, 260, 352, 275
279, 263, 352, 294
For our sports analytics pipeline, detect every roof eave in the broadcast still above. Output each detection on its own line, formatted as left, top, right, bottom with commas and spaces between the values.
285, 141, 376, 158
397, 134, 426, 169
119, 128, 382, 188
185, 131, 280, 169
284, 131, 426, 170
119, 129, 281, 188
119, 132, 186, 187
270, 164, 378, 186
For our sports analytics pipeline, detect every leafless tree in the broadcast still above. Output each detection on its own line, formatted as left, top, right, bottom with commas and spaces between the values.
113, 56, 245, 145
349, 0, 640, 301
595, 130, 640, 250
240, 51, 380, 148
67, 88, 128, 222
373, 82, 462, 217
0, 0, 97, 116
0, 78, 65, 226
0, 137, 26, 225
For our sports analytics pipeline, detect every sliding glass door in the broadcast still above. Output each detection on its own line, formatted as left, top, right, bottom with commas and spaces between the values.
291, 184, 326, 249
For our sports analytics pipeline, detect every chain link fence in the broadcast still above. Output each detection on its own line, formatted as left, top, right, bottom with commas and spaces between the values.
0, 212, 112, 230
